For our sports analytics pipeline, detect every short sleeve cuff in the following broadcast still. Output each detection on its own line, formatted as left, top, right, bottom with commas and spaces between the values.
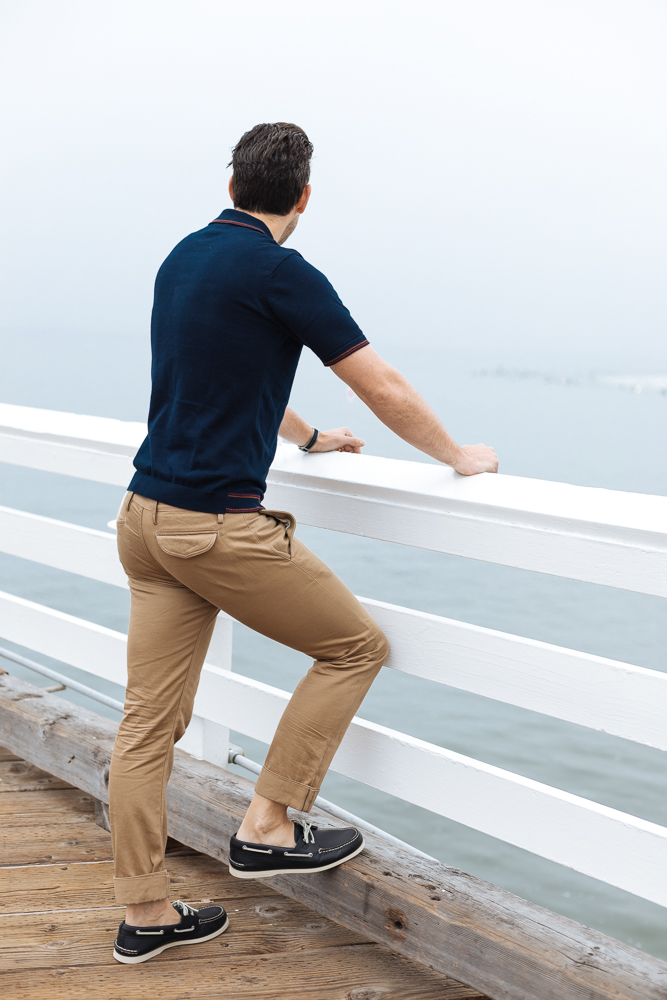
322, 337, 370, 367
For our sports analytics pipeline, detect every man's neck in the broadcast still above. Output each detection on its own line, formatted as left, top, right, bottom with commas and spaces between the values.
232, 207, 298, 245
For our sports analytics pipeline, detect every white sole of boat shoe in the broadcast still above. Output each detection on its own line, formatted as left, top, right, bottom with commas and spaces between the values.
112, 915, 229, 964
228, 839, 365, 879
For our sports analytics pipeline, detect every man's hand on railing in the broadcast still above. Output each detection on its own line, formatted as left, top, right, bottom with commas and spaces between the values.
451, 444, 499, 476
279, 407, 365, 453
310, 427, 366, 454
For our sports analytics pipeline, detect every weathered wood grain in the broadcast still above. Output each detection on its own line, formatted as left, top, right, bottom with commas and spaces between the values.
0, 945, 480, 1000
0, 744, 22, 762
0, 759, 73, 792
0, 787, 95, 820
0, 860, 118, 913
2, 672, 667, 1000
0, 901, 369, 970
0, 829, 113, 865
0, 786, 113, 864
0, 855, 294, 915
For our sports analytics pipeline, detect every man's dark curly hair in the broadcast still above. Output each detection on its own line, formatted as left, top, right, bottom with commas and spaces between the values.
229, 123, 313, 216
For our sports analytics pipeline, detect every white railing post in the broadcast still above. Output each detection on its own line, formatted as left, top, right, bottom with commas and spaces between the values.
175, 612, 233, 768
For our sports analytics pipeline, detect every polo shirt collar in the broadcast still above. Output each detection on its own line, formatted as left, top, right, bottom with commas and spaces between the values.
213, 208, 274, 240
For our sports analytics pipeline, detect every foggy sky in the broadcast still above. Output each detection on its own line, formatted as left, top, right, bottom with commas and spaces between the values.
1, 0, 666, 363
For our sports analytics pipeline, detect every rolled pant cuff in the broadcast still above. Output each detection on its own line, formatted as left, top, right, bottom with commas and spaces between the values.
113, 870, 171, 904
255, 765, 319, 812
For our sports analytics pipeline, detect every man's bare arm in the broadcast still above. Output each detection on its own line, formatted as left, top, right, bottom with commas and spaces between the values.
331, 345, 498, 475
279, 406, 366, 454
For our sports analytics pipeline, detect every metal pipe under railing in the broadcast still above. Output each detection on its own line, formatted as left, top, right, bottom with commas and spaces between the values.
0, 646, 433, 861
0, 645, 125, 712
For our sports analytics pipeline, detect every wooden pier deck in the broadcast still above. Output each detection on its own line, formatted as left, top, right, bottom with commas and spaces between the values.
0, 746, 484, 1000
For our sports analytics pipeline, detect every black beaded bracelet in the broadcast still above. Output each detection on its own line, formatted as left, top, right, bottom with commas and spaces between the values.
299, 427, 319, 452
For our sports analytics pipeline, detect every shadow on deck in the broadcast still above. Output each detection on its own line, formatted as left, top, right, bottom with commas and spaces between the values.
0, 747, 485, 999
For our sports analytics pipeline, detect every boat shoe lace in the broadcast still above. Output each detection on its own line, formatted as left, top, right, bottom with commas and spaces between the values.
172, 900, 196, 918
296, 820, 316, 844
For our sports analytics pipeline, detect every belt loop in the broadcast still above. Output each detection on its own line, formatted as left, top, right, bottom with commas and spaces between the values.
153, 502, 158, 525
217, 513, 224, 524
125, 491, 134, 512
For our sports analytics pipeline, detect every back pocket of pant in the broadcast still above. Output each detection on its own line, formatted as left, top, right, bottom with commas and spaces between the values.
155, 532, 218, 559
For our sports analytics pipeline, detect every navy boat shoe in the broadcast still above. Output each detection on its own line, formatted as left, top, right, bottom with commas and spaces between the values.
228, 819, 364, 879
113, 899, 229, 964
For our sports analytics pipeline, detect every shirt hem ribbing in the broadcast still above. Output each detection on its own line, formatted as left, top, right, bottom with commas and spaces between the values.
127, 471, 265, 514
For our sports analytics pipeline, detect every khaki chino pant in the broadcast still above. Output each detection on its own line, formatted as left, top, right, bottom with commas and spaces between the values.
109, 493, 388, 904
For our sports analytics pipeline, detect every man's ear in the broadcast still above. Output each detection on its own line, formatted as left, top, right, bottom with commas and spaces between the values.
296, 184, 311, 215
228, 176, 234, 204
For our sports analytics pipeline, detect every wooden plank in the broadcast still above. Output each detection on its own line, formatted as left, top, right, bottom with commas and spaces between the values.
0, 856, 284, 915
0, 745, 23, 761
0, 759, 73, 792
1, 673, 666, 1000
0, 787, 96, 821
0, 787, 113, 864
0, 862, 120, 915
0, 901, 367, 971
0, 945, 480, 1000
6, 588, 667, 752
2, 403, 666, 595
0, 824, 113, 866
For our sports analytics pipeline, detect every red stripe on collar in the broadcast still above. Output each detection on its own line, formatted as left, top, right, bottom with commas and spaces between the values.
209, 219, 268, 235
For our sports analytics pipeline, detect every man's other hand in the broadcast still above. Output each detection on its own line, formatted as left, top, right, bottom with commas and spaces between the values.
311, 427, 366, 454
451, 444, 499, 476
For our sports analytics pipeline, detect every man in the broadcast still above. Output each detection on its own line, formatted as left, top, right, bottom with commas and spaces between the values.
110, 122, 498, 965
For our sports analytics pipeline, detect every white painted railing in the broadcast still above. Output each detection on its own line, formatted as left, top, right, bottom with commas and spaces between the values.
1, 402, 667, 906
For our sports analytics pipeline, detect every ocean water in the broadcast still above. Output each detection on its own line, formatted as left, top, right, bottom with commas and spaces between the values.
1, 329, 666, 957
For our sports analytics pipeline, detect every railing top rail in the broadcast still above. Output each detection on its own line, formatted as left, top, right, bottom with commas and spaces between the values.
0, 401, 144, 450
1, 401, 665, 536
270, 445, 667, 534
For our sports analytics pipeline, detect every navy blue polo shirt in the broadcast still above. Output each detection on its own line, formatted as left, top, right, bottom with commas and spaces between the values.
129, 208, 369, 513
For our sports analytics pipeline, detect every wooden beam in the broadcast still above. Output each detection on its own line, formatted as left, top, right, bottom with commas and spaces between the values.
1, 672, 666, 1000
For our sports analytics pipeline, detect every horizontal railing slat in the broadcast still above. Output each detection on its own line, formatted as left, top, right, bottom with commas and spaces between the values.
365, 597, 667, 750
0, 505, 128, 587
1, 589, 667, 907
1, 402, 666, 595
0, 589, 233, 684
1, 513, 666, 747
0, 429, 134, 485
